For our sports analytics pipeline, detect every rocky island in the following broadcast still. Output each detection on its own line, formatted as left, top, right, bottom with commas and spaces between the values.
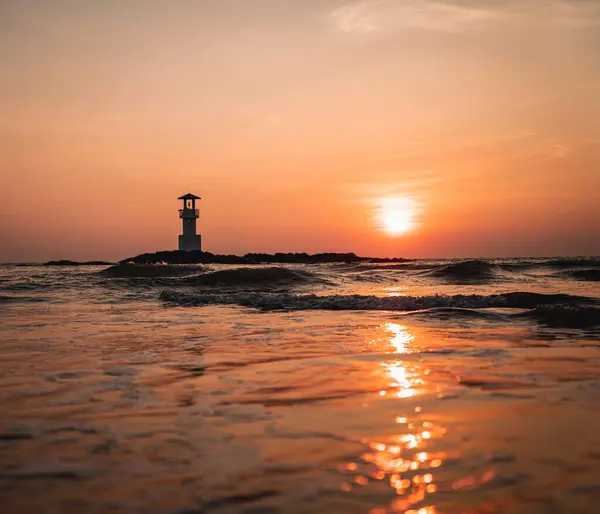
118, 250, 411, 265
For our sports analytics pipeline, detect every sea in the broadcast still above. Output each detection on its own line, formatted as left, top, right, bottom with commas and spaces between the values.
1, 257, 600, 514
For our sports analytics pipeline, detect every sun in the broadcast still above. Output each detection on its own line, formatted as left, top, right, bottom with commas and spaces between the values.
374, 195, 421, 236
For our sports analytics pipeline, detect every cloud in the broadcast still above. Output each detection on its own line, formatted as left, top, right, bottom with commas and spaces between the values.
549, 143, 572, 159
331, 0, 502, 34
462, 132, 575, 160
330, 0, 600, 35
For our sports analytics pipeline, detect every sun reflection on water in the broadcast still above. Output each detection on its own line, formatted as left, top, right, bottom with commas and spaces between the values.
341, 322, 499, 512
386, 323, 414, 353
361, 416, 448, 512
383, 286, 408, 297
342, 323, 446, 512
380, 323, 424, 399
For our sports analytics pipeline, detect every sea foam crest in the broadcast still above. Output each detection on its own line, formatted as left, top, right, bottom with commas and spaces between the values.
159, 290, 596, 311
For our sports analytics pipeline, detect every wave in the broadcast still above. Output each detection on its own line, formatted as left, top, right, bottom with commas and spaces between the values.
496, 262, 539, 272
101, 262, 207, 278
560, 269, 600, 282
0, 295, 46, 304
0, 281, 54, 292
335, 263, 414, 271
346, 272, 398, 284
336, 258, 600, 277
181, 267, 329, 289
97, 266, 330, 292
517, 305, 600, 328
541, 258, 600, 269
159, 290, 595, 311
425, 260, 501, 283
159, 290, 599, 329
402, 307, 507, 321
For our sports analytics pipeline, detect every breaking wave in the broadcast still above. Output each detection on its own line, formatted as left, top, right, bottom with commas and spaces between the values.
159, 290, 595, 311
158, 290, 600, 328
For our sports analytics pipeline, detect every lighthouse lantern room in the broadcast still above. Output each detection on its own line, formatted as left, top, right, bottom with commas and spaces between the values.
177, 193, 202, 251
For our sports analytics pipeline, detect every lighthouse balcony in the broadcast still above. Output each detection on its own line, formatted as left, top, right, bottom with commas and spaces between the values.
179, 208, 199, 218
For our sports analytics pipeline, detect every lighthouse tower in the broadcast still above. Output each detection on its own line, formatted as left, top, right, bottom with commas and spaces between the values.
177, 193, 202, 251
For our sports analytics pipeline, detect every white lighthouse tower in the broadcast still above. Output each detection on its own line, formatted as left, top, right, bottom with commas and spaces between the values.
178, 193, 202, 251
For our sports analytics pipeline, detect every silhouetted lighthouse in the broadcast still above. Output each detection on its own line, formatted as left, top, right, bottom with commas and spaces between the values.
178, 193, 202, 251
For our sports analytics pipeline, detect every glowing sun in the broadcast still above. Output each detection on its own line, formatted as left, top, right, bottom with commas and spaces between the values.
374, 195, 421, 236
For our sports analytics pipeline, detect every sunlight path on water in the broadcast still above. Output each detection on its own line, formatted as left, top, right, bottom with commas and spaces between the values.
337, 322, 498, 514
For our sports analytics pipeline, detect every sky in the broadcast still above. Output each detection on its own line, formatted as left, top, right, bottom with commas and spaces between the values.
1, 0, 599, 261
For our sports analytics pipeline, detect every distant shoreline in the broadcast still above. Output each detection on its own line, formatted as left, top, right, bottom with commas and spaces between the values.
3, 252, 598, 267
30, 252, 412, 267
120, 251, 412, 265
43, 260, 115, 266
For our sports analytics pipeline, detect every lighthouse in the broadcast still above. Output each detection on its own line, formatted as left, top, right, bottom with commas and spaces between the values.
177, 193, 202, 251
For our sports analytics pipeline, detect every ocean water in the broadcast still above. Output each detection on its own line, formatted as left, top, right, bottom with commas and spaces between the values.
1, 258, 600, 514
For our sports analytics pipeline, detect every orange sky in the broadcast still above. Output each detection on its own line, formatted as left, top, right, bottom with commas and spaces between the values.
1, 0, 599, 262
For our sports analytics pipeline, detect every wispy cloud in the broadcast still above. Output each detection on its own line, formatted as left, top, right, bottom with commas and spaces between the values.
330, 0, 600, 35
331, 0, 501, 34
549, 143, 572, 159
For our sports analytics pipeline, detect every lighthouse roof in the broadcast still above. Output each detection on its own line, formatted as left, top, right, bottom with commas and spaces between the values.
178, 193, 201, 200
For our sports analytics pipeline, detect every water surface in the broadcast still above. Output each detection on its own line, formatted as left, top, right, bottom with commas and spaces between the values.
1, 258, 600, 513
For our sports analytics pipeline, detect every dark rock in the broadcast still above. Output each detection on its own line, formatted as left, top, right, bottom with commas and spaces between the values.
119, 251, 410, 265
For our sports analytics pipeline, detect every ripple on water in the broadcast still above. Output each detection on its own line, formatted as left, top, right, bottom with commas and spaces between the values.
2, 264, 600, 513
